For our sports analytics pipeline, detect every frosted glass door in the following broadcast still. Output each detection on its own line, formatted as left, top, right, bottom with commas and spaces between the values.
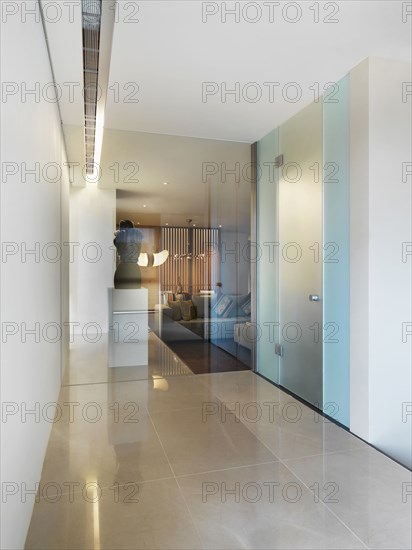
278, 101, 323, 407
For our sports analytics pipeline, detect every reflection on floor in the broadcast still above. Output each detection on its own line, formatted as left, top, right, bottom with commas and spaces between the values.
149, 311, 252, 373
165, 340, 250, 374
26, 341, 412, 549
62, 332, 193, 386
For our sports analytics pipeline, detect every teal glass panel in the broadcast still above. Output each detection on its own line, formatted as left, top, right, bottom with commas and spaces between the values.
323, 75, 350, 426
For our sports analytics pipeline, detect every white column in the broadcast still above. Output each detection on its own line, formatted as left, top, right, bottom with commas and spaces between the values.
350, 57, 412, 468
69, 186, 116, 334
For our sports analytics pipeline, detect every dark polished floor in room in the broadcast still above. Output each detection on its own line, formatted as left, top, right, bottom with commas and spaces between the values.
148, 311, 251, 374
164, 339, 250, 374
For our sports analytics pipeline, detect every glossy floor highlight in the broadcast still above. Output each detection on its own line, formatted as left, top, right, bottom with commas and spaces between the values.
26, 337, 412, 549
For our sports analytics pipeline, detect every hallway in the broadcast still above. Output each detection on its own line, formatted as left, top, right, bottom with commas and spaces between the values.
25, 334, 411, 549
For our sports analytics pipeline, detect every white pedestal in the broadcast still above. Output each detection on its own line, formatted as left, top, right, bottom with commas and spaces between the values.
108, 288, 149, 368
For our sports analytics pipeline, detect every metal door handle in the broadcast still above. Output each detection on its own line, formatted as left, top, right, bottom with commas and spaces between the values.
309, 294, 320, 302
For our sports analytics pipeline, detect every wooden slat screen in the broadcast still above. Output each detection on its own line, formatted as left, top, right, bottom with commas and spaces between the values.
160, 227, 220, 294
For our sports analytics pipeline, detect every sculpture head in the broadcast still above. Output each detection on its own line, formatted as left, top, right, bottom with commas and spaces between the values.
119, 219, 134, 229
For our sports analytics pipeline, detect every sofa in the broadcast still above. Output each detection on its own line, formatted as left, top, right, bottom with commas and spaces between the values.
165, 292, 251, 341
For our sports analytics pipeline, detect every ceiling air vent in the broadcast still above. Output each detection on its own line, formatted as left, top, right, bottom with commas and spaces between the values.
81, 0, 102, 175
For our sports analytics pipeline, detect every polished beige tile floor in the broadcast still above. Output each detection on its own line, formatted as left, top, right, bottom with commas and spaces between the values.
26, 337, 412, 549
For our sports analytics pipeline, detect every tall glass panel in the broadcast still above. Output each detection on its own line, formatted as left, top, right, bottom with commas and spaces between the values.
256, 129, 280, 384
278, 101, 323, 407
208, 165, 252, 370
323, 76, 350, 426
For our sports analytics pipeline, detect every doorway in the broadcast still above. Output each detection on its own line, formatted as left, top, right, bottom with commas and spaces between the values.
278, 101, 323, 407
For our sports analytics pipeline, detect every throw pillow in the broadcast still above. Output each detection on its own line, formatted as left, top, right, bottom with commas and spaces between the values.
212, 294, 233, 318
222, 294, 250, 318
236, 293, 250, 316
221, 299, 236, 318
180, 300, 197, 321
240, 297, 251, 316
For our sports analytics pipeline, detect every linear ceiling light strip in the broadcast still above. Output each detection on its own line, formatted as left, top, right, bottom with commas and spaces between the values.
82, 0, 102, 175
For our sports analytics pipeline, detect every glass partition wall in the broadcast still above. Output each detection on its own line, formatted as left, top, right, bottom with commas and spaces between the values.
114, 141, 252, 375
256, 81, 350, 422
256, 128, 281, 383
207, 171, 252, 369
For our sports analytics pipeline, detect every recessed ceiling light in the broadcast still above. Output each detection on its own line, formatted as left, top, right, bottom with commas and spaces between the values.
137, 222, 140, 225
143, 204, 147, 208
219, 224, 222, 228
163, 182, 168, 185
165, 223, 169, 226
193, 223, 196, 227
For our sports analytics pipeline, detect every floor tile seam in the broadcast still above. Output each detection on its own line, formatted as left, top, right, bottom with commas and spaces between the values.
218, 392, 372, 461
145, 407, 207, 549
174, 459, 281, 479
230, 409, 371, 549
147, 394, 238, 417
283, 446, 412, 481
145, 391, 278, 484
215, 403, 298, 470
59, 401, 227, 418
174, 476, 207, 550
146, 409, 178, 479
61, 379, 152, 389
212, 395, 317, 418
146, 403, 220, 415
60, 374, 195, 390
281, 447, 372, 464
48, 400, 151, 424
280, 459, 371, 550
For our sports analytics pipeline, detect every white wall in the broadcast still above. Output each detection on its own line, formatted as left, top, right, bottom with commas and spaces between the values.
368, 57, 412, 467
350, 57, 412, 468
349, 59, 371, 441
0, 4, 70, 548
69, 186, 116, 333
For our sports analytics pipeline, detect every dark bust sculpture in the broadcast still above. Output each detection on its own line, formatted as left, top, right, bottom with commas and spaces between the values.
113, 220, 143, 289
